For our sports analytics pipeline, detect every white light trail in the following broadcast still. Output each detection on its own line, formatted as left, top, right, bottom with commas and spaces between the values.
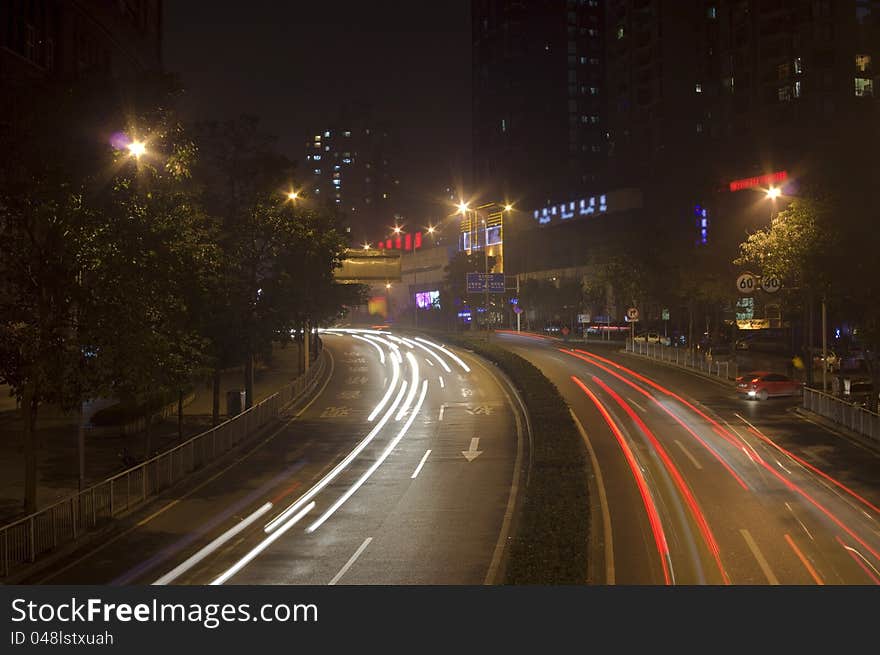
306, 380, 430, 533
211, 501, 315, 585
153, 502, 273, 585
263, 380, 409, 533
414, 337, 470, 373
395, 352, 420, 421
351, 334, 385, 365
407, 339, 452, 373
368, 349, 400, 421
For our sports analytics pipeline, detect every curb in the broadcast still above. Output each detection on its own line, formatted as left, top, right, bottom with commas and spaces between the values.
792, 406, 880, 457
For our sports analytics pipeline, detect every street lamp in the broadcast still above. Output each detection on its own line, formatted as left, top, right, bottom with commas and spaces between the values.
287, 190, 300, 201
363, 242, 371, 250
766, 186, 781, 200
127, 140, 146, 158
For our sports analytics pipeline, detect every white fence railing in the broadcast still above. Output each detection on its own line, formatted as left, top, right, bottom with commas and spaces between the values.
625, 339, 738, 381
803, 387, 880, 442
0, 350, 327, 579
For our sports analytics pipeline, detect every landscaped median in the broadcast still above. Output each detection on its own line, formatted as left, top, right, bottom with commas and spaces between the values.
440, 333, 591, 584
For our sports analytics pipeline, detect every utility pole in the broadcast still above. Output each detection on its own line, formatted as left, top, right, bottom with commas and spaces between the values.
516, 274, 521, 333
821, 297, 827, 392
483, 216, 489, 341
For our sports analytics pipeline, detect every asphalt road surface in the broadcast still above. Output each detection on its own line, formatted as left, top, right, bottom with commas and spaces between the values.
25, 330, 521, 585
498, 331, 880, 585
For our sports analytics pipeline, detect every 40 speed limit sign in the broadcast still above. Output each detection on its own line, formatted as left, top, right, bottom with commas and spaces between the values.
761, 276, 781, 293
736, 273, 757, 293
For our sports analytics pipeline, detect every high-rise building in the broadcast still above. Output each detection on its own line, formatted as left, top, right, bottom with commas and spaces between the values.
472, 0, 606, 212
605, 0, 880, 249
303, 106, 400, 244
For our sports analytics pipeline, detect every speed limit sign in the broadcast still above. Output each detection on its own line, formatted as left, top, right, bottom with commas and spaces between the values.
761, 276, 781, 293
736, 273, 756, 294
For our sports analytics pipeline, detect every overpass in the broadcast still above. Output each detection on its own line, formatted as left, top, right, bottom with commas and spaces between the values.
334, 248, 401, 284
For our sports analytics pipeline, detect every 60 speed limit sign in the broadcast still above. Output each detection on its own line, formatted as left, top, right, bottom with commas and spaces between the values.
736, 273, 756, 293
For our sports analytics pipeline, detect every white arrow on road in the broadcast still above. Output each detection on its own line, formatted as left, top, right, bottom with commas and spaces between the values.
462, 437, 483, 462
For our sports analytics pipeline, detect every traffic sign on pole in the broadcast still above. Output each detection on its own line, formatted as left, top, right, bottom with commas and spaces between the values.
761, 276, 781, 294
736, 273, 756, 294
626, 307, 640, 321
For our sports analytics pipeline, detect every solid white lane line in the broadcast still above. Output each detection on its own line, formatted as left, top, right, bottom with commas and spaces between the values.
438, 376, 445, 389
329, 537, 372, 585
153, 502, 273, 585
306, 380, 429, 533
395, 351, 420, 420
628, 398, 648, 413
414, 337, 470, 373
570, 409, 614, 585
411, 450, 432, 479
740, 529, 780, 585
263, 378, 409, 533
674, 439, 703, 470
351, 334, 385, 365
212, 502, 316, 585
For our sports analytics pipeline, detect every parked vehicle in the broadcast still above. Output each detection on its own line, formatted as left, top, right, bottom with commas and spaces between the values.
736, 371, 803, 400
843, 379, 876, 409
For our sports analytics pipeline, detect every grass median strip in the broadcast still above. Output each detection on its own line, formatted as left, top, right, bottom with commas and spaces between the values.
441, 334, 591, 584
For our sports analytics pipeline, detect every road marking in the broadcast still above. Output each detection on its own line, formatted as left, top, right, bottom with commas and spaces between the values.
438, 405, 445, 421
211, 501, 316, 585
674, 439, 703, 470
438, 376, 445, 389
153, 502, 274, 585
784, 533, 824, 584
570, 408, 615, 585
411, 450, 432, 479
462, 437, 483, 462
784, 502, 814, 540
739, 529, 779, 585
425, 358, 434, 367
329, 537, 372, 585
628, 397, 647, 413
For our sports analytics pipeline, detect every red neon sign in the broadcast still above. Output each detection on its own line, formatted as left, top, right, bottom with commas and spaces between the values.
729, 170, 788, 192
405, 233, 412, 251
414, 231, 422, 249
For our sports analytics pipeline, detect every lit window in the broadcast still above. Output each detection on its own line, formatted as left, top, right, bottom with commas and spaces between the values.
344, 130, 352, 137
778, 85, 793, 102
382, 193, 389, 198
314, 135, 321, 141
723, 76, 735, 93
579, 56, 588, 64
314, 188, 320, 194
306, 155, 312, 161
855, 77, 874, 97
696, 122, 704, 133
324, 131, 331, 137
342, 158, 352, 164
313, 168, 321, 174
616, 26, 624, 39
707, 6, 717, 19
695, 83, 702, 93
794, 57, 803, 74
501, 118, 506, 132
794, 80, 802, 97
333, 179, 341, 186
334, 165, 341, 170
325, 145, 330, 151
313, 154, 321, 161
855, 54, 871, 73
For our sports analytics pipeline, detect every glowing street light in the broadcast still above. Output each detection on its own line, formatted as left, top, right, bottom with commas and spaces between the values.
287, 190, 300, 201
127, 140, 146, 158
503, 203, 514, 212
767, 186, 781, 200
457, 201, 469, 215
393, 225, 402, 235
385, 283, 392, 289
426, 225, 436, 235
363, 243, 371, 250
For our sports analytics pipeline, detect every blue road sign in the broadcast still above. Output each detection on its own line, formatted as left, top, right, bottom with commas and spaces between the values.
466, 272, 506, 293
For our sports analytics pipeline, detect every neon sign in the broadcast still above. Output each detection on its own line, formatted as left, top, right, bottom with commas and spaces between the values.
533, 194, 608, 225
729, 171, 788, 192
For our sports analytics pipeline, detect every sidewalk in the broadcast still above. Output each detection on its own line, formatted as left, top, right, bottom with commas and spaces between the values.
0, 343, 303, 525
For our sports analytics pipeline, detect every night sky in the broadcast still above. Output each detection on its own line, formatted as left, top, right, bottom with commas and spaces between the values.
163, 1, 472, 225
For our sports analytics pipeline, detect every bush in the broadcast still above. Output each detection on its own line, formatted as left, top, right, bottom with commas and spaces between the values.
441, 334, 591, 584
90, 389, 187, 426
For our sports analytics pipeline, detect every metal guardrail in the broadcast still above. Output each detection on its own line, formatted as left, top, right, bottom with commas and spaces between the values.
0, 350, 327, 579
625, 339, 738, 381
803, 386, 880, 442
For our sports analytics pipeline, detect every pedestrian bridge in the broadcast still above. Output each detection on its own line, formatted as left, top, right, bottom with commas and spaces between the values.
334, 249, 401, 283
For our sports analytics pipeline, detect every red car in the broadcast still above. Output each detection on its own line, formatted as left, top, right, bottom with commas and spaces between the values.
736, 371, 803, 400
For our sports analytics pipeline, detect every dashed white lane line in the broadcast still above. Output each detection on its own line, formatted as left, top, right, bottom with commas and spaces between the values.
740, 529, 780, 585
329, 537, 372, 585
411, 449, 432, 479
438, 376, 445, 389
628, 397, 648, 413
439, 405, 445, 421
674, 439, 703, 470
